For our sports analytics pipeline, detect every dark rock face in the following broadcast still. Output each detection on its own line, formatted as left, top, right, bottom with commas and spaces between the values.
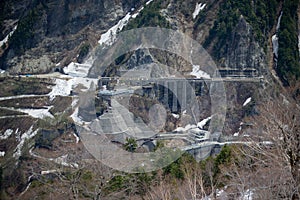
0, 0, 145, 74
224, 16, 265, 73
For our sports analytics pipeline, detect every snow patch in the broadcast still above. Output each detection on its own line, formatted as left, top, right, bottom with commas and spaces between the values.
72, 132, 80, 143
50, 154, 78, 168
41, 170, 58, 175
98, 12, 132, 46
174, 124, 197, 132
0, 129, 14, 140
132, 6, 144, 18
192, 3, 206, 19
0, 25, 17, 47
172, 113, 180, 119
242, 189, 254, 200
49, 78, 72, 101
197, 116, 211, 129
0, 151, 5, 156
243, 97, 252, 106
272, 34, 279, 58
63, 61, 92, 77
146, 0, 154, 5
18, 107, 54, 119
13, 126, 39, 158
190, 65, 211, 79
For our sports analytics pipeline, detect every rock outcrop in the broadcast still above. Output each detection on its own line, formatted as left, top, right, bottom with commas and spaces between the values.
0, 0, 146, 74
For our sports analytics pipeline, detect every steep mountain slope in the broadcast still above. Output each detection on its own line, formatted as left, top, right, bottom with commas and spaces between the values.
1, 0, 300, 199
0, 0, 146, 74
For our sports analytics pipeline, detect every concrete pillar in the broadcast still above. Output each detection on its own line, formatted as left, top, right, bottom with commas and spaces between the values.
164, 81, 169, 108
172, 81, 177, 112
181, 80, 187, 111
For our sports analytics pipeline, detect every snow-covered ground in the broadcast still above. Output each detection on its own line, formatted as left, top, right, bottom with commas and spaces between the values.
174, 124, 197, 132
173, 114, 211, 134
172, 113, 180, 119
0, 94, 47, 101
0, 25, 18, 47
272, 34, 279, 58
48, 78, 72, 101
50, 154, 78, 168
17, 107, 54, 119
13, 126, 39, 158
98, 13, 132, 46
243, 97, 252, 106
190, 65, 211, 79
132, 6, 144, 18
98, 0, 150, 46
41, 169, 58, 175
0, 129, 14, 140
63, 62, 91, 77
146, 0, 154, 5
192, 3, 206, 19
197, 116, 211, 129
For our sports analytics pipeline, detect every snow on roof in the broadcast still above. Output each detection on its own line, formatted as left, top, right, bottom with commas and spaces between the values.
190, 65, 211, 79
243, 97, 252, 106
192, 3, 206, 19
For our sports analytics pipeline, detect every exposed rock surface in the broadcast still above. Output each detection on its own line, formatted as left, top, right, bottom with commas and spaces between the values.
224, 16, 266, 73
0, 0, 146, 74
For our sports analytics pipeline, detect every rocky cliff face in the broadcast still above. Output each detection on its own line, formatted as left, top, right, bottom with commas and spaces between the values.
224, 16, 266, 73
0, 0, 145, 74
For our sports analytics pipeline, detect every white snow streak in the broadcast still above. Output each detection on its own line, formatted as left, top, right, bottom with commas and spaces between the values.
0, 129, 14, 140
50, 154, 79, 168
98, 12, 132, 46
172, 113, 180, 119
192, 3, 206, 19
48, 78, 72, 101
197, 116, 211, 129
63, 61, 92, 77
72, 132, 80, 143
0, 25, 17, 47
13, 126, 39, 158
41, 170, 57, 175
132, 6, 144, 18
174, 124, 197, 132
272, 11, 283, 59
272, 34, 279, 58
146, 0, 154, 5
243, 97, 252, 106
17, 107, 54, 119
190, 65, 211, 79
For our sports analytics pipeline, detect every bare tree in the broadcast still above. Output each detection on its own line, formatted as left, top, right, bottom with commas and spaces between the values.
223, 92, 300, 199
